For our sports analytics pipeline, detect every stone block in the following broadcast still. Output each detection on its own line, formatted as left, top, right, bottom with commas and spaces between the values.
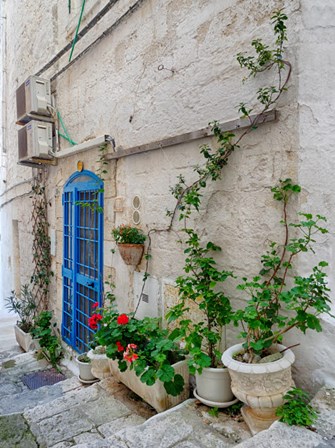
0, 414, 38, 448
311, 387, 335, 440
236, 421, 323, 448
29, 407, 94, 447
97, 414, 145, 438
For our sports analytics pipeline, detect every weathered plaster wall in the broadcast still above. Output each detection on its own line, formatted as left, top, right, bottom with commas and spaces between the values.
1, 0, 334, 392
291, 0, 335, 391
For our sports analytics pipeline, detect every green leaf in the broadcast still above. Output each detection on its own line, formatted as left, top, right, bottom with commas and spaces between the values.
163, 374, 184, 396
157, 364, 175, 382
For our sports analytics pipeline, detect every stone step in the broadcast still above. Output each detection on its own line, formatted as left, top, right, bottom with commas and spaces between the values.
233, 386, 335, 448
98, 399, 251, 448
311, 386, 335, 445
23, 377, 155, 448
234, 421, 323, 448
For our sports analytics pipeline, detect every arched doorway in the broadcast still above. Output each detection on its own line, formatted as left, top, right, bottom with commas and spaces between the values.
61, 170, 103, 352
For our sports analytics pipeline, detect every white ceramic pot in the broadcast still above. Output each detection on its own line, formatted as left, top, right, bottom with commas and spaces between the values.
76, 356, 97, 382
87, 349, 111, 379
195, 367, 235, 406
222, 343, 295, 434
109, 358, 189, 413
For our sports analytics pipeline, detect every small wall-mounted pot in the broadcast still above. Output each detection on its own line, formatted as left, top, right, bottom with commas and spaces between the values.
117, 243, 144, 266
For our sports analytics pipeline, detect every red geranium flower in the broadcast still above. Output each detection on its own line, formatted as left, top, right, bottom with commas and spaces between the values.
116, 341, 124, 352
117, 314, 129, 325
88, 313, 103, 330
92, 302, 99, 308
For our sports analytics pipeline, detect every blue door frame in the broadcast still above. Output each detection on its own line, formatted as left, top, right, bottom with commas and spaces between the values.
61, 170, 103, 353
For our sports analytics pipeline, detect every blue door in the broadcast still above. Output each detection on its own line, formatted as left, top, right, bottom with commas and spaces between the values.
62, 170, 103, 353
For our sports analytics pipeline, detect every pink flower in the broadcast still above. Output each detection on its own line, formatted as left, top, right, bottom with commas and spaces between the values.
117, 314, 129, 325
123, 343, 138, 363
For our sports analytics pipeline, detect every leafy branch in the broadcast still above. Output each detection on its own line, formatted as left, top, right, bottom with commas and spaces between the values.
167, 10, 291, 230
232, 179, 332, 360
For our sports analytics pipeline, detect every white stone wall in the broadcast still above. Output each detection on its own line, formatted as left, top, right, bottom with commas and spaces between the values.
1, 0, 335, 392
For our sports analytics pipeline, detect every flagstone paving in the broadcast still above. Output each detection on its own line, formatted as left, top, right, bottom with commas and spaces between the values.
1, 339, 335, 448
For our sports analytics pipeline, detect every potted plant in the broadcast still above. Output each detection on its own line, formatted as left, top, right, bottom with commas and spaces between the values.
76, 353, 98, 383
30, 310, 63, 369
89, 301, 189, 412
112, 224, 146, 266
167, 229, 237, 407
222, 179, 332, 433
87, 345, 111, 379
5, 284, 37, 352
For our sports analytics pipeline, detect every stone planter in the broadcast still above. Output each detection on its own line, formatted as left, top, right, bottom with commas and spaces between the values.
222, 343, 295, 434
87, 348, 111, 379
194, 367, 237, 408
14, 324, 35, 352
117, 243, 144, 266
76, 355, 98, 383
109, 358, 189, 412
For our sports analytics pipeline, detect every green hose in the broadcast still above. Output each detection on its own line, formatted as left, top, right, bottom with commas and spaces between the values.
57, 111, 77, 146
69, 0, 86, 62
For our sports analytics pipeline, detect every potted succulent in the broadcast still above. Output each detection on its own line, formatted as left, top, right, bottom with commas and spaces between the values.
89, 301, 189, 412
5, 284, 37, 352
112, 225, 146, 266
222, 179, 332, 433
167, 229, 237, 407
76, 353, 98, 383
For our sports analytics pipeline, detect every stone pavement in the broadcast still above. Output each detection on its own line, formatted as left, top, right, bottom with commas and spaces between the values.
0, 345, 251, 448
0, 331, 335, 447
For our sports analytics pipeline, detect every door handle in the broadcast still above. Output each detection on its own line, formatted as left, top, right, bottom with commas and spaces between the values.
87, 282, 94, 287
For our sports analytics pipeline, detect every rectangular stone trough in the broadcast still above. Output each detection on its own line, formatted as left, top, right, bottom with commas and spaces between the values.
108, 359, 189, 413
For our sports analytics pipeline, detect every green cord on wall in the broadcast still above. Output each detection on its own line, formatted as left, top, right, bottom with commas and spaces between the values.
69, 0, 86, 62
57, 111, 77, 146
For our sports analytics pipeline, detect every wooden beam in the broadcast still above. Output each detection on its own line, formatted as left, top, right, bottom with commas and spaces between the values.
106, 110, 277, 161
18, 157, 57, 168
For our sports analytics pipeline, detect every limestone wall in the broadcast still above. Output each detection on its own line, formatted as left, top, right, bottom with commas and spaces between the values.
1, 0, 335, 392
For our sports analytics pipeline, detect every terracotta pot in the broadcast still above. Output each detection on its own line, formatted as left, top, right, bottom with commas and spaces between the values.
87, 348, 111, 379
109, 358, 189, 412
222, 343, 295, 434
117, 243, 144, 266
195, 367, 235, 406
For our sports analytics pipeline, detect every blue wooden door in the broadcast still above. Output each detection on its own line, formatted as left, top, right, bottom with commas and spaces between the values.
62, 171, 103, 353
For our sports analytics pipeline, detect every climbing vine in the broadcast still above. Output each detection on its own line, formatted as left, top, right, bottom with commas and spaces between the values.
167, 10, 290, 227
135, 9, 292, 314
31, 173, 53, 312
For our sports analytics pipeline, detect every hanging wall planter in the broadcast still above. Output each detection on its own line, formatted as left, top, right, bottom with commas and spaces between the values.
117, 243, 144, 266
112, 225, 146, 266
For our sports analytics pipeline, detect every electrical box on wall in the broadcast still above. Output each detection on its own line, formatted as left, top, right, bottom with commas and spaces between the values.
16, 76, 53, 125
18, 120, 54, 166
